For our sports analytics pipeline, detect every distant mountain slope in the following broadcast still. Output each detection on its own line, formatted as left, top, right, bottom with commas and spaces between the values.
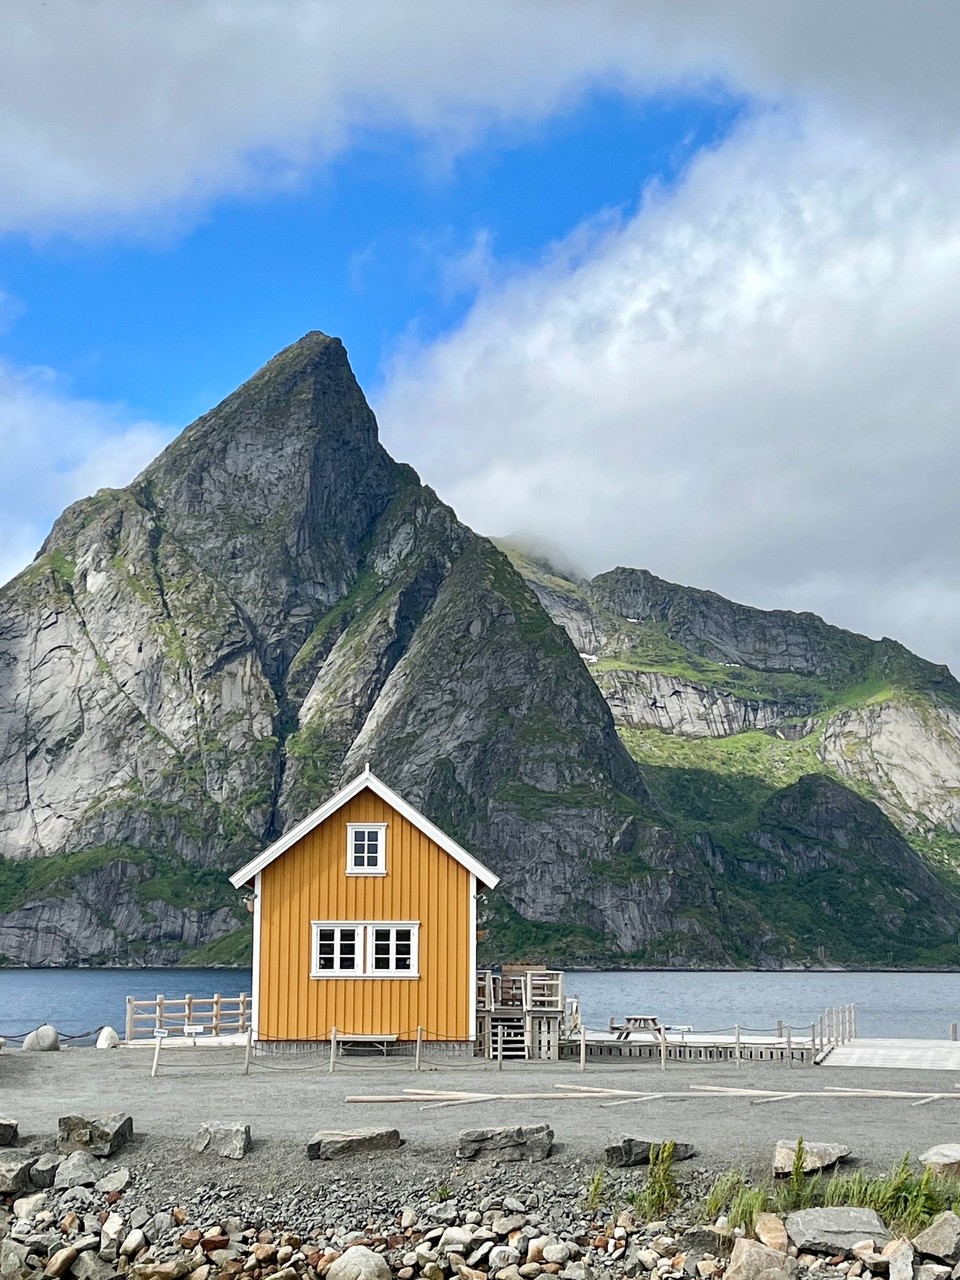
502, 545, 960, 908
1, 335, 959, 970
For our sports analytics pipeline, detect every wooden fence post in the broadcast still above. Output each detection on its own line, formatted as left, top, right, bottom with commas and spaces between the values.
151, 1035, 163, 1078
244, 1027, 252, 1075
329, 1027, 338, 1074
660, 1025, 668, 1074
125, 997, 133, 1044
734, 1024, 741, 1069
809, 1024, 816, 1065
497, 1024, 504, 1071
415, 1025, 423, 1071
786, 1025, 793, 1069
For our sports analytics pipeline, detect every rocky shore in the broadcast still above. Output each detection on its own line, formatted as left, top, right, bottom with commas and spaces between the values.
3, 1111, 960, 1280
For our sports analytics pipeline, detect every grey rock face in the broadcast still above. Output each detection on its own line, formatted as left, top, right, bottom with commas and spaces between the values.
306, 1128, 401, 1160
785, 1208, 891, 1252
0, 1119, 16, 1146
57, 1113, 132, 1157
456, 1125, 553, 1162
190, 1122, 251, 1160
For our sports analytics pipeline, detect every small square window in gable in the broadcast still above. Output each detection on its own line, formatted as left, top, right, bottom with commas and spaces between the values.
346, 822, 387, 875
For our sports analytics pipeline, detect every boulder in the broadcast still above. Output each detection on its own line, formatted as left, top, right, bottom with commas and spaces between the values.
786, 1208, 891, 1253
0, 1154, 35, 1194
0, 1119, 17, 1146
725, 1238, 799, 1280
326, 1245, 392, 1280
605, 1137, 695, 1168
22, 1024, 59, 1052
307, 1128, 401, 1160
95, 1027, 120, 1050
921, 1146, 960, 1177
917, 1266, 952, 1280
29, 1152, 62, 1188
456, 1125, 554, 1163
57, 1112, 133, 1156
754, 1215, 789, 1254
773, 1140, 852, 1176
914, 1214, 960, 1265
54, 1151, 102, 1189
191, 1123, 251, 1160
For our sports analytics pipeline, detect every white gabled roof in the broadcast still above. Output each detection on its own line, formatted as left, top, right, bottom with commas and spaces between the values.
229, 765, 500, 890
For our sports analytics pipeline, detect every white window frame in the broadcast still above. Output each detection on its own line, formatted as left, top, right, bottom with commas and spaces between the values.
310, 921, 419, 979
345, 823, 388, 876
310, 923, 363, 977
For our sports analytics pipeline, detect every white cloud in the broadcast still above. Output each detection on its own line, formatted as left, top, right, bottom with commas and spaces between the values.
3, 1, 960, 235
377, 114, 960, 672
0, 362, 170, 586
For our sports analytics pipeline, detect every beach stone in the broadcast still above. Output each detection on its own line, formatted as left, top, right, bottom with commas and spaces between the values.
191, 1122, 251, 1160
439, 1227, 476, 1254
96, 1027, 120, 1050
883, 1239, 915, 1280
786, 1210, 891, 1253
72, 1255, 117, 1280
13, 1191, 45, 1219
120, 1228, 147, 1258
58, 1112, 133, 1156
307, 1128, 401, 1160
54, 1151, 102, 1189
490, 1248, 522, 1271
44, 1245, 79, 1278
29, 1153, 62, 1188
95, 1166, 131, 1193
0, 1119, 17, 1147
913, 1214, 960, 1264
457, 1125, 554, 1163
773, 1140, 852, 1176
0, 1154, 35, 1194
326, 1245, 391, 1280
754, 1216, 789, 1254
917, 1266, 952, 1280
605, 1137, 695, 1168
22, 1024, 59, 1052
921, 1147, 960, 1177
726, 1237, 799, 1280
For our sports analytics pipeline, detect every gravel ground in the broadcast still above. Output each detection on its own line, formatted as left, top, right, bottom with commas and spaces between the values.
3, 1047, 959, 1192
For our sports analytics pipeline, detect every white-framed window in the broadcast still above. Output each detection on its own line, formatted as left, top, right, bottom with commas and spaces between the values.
310, 921, 419, 979
346, 823, 387, 875
312, 924, 360, 975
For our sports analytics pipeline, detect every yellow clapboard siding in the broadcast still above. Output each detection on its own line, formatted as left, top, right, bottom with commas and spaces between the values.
257, 789, 471, 1041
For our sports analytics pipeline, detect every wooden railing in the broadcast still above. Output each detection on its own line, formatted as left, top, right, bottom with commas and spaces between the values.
476, 969, 564, 1013
125, 993, 251, 1043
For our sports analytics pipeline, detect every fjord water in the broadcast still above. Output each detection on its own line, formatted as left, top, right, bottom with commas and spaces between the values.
2, 968, 960, 1042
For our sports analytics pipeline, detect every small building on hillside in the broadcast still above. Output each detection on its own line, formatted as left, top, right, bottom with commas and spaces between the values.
230, 765, 500, 1052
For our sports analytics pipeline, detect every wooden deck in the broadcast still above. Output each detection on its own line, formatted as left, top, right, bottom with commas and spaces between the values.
826, 1038, 960, 1071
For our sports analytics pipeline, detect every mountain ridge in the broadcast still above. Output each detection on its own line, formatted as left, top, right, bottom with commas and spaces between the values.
2, 334, 959, 970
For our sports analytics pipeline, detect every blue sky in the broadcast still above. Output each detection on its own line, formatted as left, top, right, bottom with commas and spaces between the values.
4, 3, 960, 672
0, 88, 745, 426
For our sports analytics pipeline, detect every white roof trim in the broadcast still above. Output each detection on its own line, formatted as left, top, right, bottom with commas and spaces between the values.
230, 767, 500, 890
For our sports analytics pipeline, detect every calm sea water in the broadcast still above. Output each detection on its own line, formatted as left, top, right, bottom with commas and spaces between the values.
2, 968, 960, 1043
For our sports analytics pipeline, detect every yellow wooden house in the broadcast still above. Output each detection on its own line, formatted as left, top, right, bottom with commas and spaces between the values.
229, 765, 500, 1051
